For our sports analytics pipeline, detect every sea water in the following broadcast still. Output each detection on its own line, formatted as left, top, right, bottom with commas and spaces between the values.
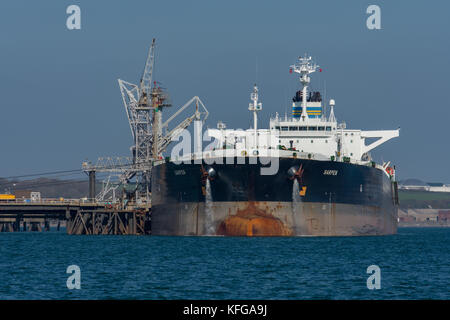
0, 228, 448, 299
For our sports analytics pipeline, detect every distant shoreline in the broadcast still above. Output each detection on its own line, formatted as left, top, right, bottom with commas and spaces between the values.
399, 223, 450, 228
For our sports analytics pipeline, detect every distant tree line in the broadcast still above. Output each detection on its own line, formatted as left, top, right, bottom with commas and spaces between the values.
398, 190, 450, 209
0, 177, 99, 199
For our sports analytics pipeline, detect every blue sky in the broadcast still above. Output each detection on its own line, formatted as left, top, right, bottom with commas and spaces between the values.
0, 0, 449, 182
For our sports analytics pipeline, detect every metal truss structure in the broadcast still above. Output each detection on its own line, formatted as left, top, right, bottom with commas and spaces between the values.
83, 39, 209, 205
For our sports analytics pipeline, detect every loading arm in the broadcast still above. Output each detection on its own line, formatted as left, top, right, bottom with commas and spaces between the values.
157, 96, 209, 155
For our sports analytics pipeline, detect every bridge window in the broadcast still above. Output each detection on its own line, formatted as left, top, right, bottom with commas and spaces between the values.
326, 126, 331, 131
281, 126, 288, 131
275, 126, 280, 130
289, 126, 298, 131
308, 126, 317, 131
299, 126, 307, 131
318, 126, 325, 131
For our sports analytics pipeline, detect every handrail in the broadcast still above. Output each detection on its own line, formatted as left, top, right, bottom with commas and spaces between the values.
0, 198, 105, 205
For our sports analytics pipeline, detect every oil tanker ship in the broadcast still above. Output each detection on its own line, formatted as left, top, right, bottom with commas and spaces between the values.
150, 55, 400, 236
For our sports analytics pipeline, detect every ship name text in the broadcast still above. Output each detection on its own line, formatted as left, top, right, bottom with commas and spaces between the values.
323, 170, 338, 176
174, 170, 186, 176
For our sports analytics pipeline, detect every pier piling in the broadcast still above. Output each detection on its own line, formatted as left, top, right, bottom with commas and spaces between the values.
0, 201, 151, 235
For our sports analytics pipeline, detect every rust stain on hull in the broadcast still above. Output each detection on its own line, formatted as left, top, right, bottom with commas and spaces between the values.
217, 202, 293, 236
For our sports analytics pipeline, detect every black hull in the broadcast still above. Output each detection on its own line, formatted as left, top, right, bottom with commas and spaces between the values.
151, 157, 398, 236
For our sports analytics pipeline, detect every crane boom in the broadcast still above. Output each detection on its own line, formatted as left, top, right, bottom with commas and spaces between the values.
140, 38, 156, 99
102, 40, 208, 204
158, 96, 209, 154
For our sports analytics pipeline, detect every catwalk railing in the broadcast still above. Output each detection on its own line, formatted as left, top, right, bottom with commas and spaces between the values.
0, 199, 151, 235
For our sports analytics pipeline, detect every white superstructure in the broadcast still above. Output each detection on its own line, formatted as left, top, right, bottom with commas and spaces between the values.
201, 55, 399, 175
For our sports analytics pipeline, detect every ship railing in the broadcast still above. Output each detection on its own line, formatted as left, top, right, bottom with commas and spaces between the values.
0, 198, 112, 205
167, 149, 332, 162
163, 149, 385, 171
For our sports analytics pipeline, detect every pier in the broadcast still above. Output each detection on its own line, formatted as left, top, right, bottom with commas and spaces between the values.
0, 199, 151, 235
66, 208, 150, 235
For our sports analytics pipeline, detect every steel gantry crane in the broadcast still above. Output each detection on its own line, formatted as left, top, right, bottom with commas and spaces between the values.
118, 39, 161, 201
84, 38, 208, 205
119, 38, 156, 168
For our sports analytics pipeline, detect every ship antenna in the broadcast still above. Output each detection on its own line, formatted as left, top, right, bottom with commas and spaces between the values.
290, 55, 319, 122
329, 99, 336, 123
323, 80, 327, 120
248, 84, 262, 150
255, 57, 258, 85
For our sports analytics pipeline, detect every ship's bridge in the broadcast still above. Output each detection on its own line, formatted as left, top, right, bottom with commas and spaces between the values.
199, 55, 399, 169
268, 111, 338, 157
